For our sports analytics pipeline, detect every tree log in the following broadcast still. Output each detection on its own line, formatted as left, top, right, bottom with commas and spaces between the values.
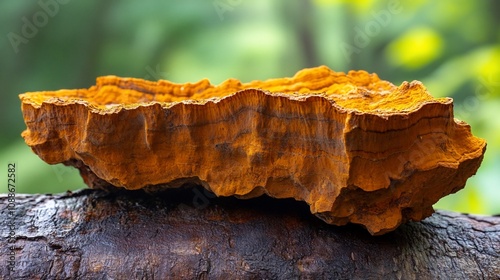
1, 187, 499, 279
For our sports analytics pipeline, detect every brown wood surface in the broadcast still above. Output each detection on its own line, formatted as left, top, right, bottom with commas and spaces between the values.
1, 187, 499, 279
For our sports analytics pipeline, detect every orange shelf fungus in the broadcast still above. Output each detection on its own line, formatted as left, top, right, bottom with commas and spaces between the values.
20, 66, 486, 235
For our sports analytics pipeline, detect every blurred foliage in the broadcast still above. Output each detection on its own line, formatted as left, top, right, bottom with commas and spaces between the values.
0, 0, 498, 214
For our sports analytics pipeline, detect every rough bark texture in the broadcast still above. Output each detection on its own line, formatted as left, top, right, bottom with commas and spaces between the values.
1, 187, 499, 279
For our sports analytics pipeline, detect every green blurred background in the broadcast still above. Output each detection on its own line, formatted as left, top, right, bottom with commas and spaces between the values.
1, 0, 498, 214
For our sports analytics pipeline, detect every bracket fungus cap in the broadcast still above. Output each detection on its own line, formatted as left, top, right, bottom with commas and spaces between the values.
20, 66, 486, 235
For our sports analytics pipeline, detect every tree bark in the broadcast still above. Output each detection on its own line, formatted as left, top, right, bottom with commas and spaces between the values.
1, 187, 499, 279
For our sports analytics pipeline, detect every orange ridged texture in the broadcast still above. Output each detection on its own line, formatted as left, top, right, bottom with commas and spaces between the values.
20, 66, 486, 235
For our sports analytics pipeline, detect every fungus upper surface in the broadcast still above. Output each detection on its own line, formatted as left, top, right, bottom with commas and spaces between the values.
21, 66, 447, 113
